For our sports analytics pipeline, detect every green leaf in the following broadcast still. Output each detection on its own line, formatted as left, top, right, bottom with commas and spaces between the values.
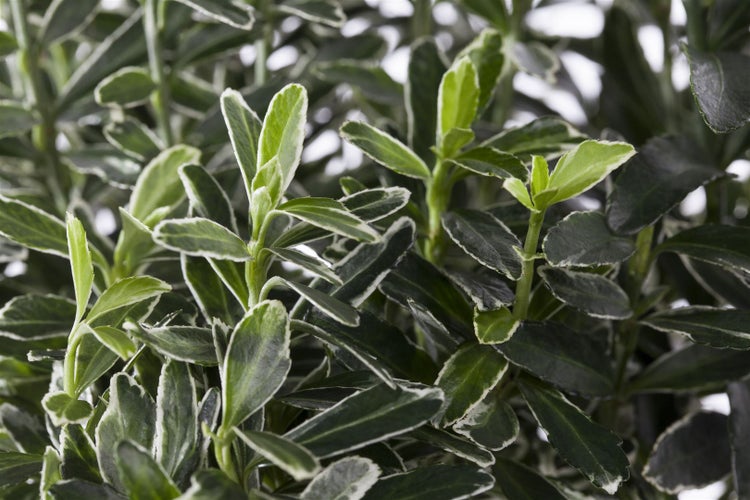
503, 177, 534, 211
129, 145, 202, 225
60, 424, 100, 483
543, 211, 635, 266
538, 266, 632, 320
87, 276, 171, 324
234, 429, 320, 481
280, 197, 379, 242
95, 67, 156, 108
258, 83, 308, 193
728, 380, 750, 499
315, 62, 402, 105
173, 0, 254, 30
440, 127, 475, 159
442, 209, 523, 280
65, 147, 142, 188
285, 383, 444, 457
0, 451, 43, 488
276, 0, 346, 28
483, 116, 585, 157
66, 214, 93, 326
454, 395, 519, 451
541, 140, 635, 208
474, 306, 519, 344
606, 136, 722, 234
42, 392, 93, 427
518, 377, 629, 494
132, 324, 217, 366
455, 29, 504, 111
280, 279, 359, 326
685, 46, 750, 133
498, 322, 615, 397
40, 0, 98, 44
154, 217, 251, 261
0, 403, 48, 455
448, 147, 527, 181
642, 306, 750, 350
0, 31, 18, 58
113, 208, 156, 275
0, 195, 67, 257
49, 480, 125, 499
96, 373, 156, 490
362, 464, 494, 500
70, 326, 119, 395
657, 225, 750, 274
179, 469, 245, 499
179, 166, 235, 231
0, 294, 76, 341
92, 326, 136, 360
436, 344, 508, 425
41, 445, 62, 498
643, 412, 730, 494
266, 248, 342, 285
0, 101, 37, 138
155, 361, 198, 480
530, 155, 549, 197
116, 441, 180, 500
512, 41, 559, 82
220, 89, 262, 200
301, 456, 380, 500
221, 300, 290, 430
629, 344, 750, 394
448, 269, 514, 311
181, 256, 234, 324
341, 121, 431, 180
406, 37, 446, 164
411, 426, 494, 467
104, 118, 162, 162
437, 57, 479, 154
492, 457, 566, 500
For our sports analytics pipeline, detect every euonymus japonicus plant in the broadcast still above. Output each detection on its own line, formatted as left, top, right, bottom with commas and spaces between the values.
3, 0, 750, 498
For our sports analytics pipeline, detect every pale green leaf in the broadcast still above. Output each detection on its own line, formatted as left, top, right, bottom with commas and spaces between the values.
66, 214, 93, 326
0, 195, 67, 257
220, 88, 262, 200
87, 276, 171, 323
474, 306, 519, 344
94, 67, 156, 108
301, 457, 380, 500
40, 0, 98, 44
173, 0, 254, 30
437, 57, 479, 152
280, 197, 379, 242
154, 217, 251, 261
234, 429, 320, 481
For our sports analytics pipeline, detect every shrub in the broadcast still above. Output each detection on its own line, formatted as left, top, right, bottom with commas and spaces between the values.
1, 0, 750, 498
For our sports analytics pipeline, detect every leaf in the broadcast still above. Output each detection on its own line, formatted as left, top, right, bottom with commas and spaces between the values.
483, 116, 585, 157
301, 456, 380, 500
518, 377, 629, 494
543, 211, 635, 266
729, 380, 750, 499
0, 452, 43, 488
92, 326, 136, 360
181, 256, 233, 324
221, 300, 290, 430
220, 89, 262, 200
0, 31, 18, 58
258, 83, 308, 193
266, 248, 342, 285
154, 361, 198, 480
87, 276, 171, 324
49, 480, 125, 499
95, 67, 156, 107
406, 37, 446, 164
282, 279, 359, 326
0, 101, 37, 138
685, 46, 750, 133
474, 306, 519, 344
497, 322, 614, 397
643, 411, 730, 494
280, 197, 379, 242
104, 118, 162, 161
41, 445, 62, 498
234, 429, 320, 481
179, 469, 245, 499
606, 136, 722, 234
116, 441, 180, 500
448, 147, 527, 181
60, 424, 100, 482
0, 294, 76, 341
179, 165, 237, 232
340, 121, 431, 180
512, 41, 559, 82
0, 403, 48, 455
277, 0, 346, 28
173, 0, 254, 30
285, 383, 444, 458
436, 344, 508, 425
42, 392, 93, 427
133, 324, 217, 366
66, 214, 93, 326
642, 306, 750, 350
316, 62, 402, 107
657, 225, 750, 274
539, 266, 631, 320
457, 29, 504, 110
411, 427, 494, 467
540, 140, 635, 208
437, 57, 479, 155
362, 464, 494, 500
448, 269, 514, 311
442, 209, 523, 280
70, 326, 119, 395
129, 145, 202, 225
154, 217, 251, 261
629, 344, 750, 394
40, 0, 98, 44
0, 195, 67, 257
454, 395, 519, 451
492, 457, 566, 500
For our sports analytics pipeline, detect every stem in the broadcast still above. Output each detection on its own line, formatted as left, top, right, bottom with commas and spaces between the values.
412, 0, 432, 39
214, 430, 239, 483
424, 159, 451, 263
144, 0, 174, 146
512, 209, 545, 320
254, 9, 272, 87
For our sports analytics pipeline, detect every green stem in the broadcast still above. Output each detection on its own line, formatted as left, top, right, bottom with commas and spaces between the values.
424, 159, 451, 263
62, 324, 83, 396
254, 15, 272, 87
412, 0, 432, 39
214, 430, 239, 483
512, 209, 545, 320
144, 0, 174, 146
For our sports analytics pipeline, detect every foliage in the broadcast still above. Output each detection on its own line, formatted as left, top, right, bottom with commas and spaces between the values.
1, 0, 750, 498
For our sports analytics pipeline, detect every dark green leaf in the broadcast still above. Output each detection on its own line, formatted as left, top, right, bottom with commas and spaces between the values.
49, 479, 125, 499
220, 89, 262, 199
642, 306, 750, 350
362, 464, 494, 500
454, 395, 519, 451
87, 276, 171, 323
0, 452, 43, 488
60, 424, 100, 482
173, 0, 254, 30
315, 62, 401, 105
498, 322, 614, 397
406, 37, 445, 164
266, 248, 342, 285
282, 279, 359, 326
448, 147, 527, 181
482, 116, 584, 157
0, 195, 67, 257
0, 294, 75, 341
442, 209, 523, 280
133, 324, 217, 366
411, 427, 494, 467
512, 41, 559, 82
0, 101, 37, 138
280, 197, 379, 243
729, 380, 750, 499
180, 469, 245, 500
181, 256, 233, 324
473, 306, 519, 344
154, 217, 251, 261
116, 440, 180, 499
448, 269, 514, 311
95, 67, 155, 107
104, 118, 162, 161
40, 0, 98, 44
234, 429, 320, 481
539, 266, 631, 320
543, 211, 636, 266
285, 383, 444, 457
301, 456, 380, 500
0, 31, 18, 58
0, 403, 47, 454
71, 327, 119, 394
277, 0, 346, 28
65, 147, 142, 188
155, 361, 198, 480
518, 377, 629, 494
341, 121, 431, 180
179, 164, 237, 232
685, 46, 750, 133
492, 457, 566, 500
644, 411, 730, 494
657, 225, 750, 274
